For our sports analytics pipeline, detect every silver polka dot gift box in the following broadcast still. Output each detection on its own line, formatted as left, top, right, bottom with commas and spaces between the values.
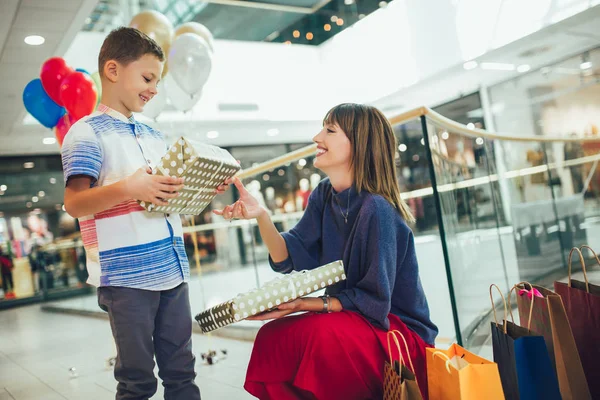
195, 260, 345, 333
138, 137, 240, 215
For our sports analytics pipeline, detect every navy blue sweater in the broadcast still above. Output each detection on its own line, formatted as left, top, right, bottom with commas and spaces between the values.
270, 179, 438, 345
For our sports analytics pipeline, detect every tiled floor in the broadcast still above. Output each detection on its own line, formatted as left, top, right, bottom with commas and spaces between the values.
0, 305, 255, 400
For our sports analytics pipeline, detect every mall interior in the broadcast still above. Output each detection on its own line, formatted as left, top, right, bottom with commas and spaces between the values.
1, 0, 600, 399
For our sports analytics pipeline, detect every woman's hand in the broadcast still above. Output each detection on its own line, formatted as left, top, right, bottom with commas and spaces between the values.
246, 298, 325, 321
213, 177, 266, 220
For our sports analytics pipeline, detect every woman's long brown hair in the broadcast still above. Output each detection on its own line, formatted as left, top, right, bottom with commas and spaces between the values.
323, 103, 415, 223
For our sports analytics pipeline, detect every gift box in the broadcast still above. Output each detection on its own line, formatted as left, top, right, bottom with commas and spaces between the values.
195, 260, 346, 333
138, 136, 240, 215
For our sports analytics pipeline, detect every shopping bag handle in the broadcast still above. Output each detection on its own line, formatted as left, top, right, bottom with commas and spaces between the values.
387, 330, 419, 388
574, 246, 593, 292
431, 351, 454, 374
489, 284, 509, 334
508, 281, 535, 331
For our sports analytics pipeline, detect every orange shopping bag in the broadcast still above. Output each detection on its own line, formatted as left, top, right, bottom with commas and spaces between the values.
426, 344, 504, 400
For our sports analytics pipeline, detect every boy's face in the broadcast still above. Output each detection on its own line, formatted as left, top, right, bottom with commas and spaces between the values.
113, 54, 163, 114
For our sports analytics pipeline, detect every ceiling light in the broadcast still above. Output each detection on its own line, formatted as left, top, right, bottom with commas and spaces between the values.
336, 18, 344, 26
38, 191, 45, 197
298, 158, 307, 167
420, 138, 425, 145
463, 61, 478, 70
49, 178, 57, 184
480, 62, 515, 71
43, 137, 57, 145
278, 169, 285, 176
0, 185, 6, 191
580, 61, 592, 70
306, 32, 314, 40
467, 123, 475, 129
476, 137, 484, 145
517, 64, 531, 73
24, 35, 45, 46
26, 202, 33, 208
32, 196, 39, 203
284, 40, 291, 45
331, 16, 338, 22
379, 1, 388, 7
441, 131, 449, 140
267, 128, 279, 137
206, 131, 219, 139
324, 24, 331, 31
412, 155, 420, 162
344, 0, 354, 4
23, 162, 34, 169
398, 144, 407, 152
293, 30, 300, 38
262, 174, 270, 181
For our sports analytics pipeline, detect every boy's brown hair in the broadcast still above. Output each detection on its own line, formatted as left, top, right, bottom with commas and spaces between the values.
98, 27, 165, 77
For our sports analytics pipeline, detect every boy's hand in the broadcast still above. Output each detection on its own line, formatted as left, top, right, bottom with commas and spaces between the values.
125, 167, 185, 206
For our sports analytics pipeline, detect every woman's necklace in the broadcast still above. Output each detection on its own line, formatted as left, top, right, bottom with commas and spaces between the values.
336, 189, 351, 224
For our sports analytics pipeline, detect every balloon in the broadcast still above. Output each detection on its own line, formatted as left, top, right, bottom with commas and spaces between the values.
164, 74, 201, 112
129, 11, 173, 60
55, 114, 77, 147
175, 22, 214, 52
141, 81, 167, 120
40, 57, 74, 107
90, 71, 102, 106
23, 79, 65, 128
168, 33, 212, 97
60, 72, 97, 120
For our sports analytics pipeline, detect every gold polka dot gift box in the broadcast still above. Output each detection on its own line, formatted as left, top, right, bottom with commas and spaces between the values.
138, 137, 240, 215
195, 260, 346, 333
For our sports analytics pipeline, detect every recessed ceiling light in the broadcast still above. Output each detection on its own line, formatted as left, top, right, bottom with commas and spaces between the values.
398, 144, 407, 152
278, 169, 285, 176
412, 154, 420, 162
379, 1, 388, 8
441, 131, 449, 140
517, 64, 531, 73
38, 191, 45, 197
49, 178, 57, 184
476, 137, 484, 145
32, 196, 39, 203
463, 61, 478, 70
267, 128, 279, 137
324, 24, 331, 31
420, 138, 425, 145
23, 162, 35, 169
331, 15, 338, 22
480, 62, 515, 71
26, 202, 33, 208
43, 137, 57, 145
580, 61, 592, 70
467, 123, 475, 129
293, 30, 300, 38
344, 0, 354, 4
298, 158, 307, 167
336, 18, 344, 26
206, 131, 219, 139
262, 174, 270, 181
24, 35, 45, 46
306, 32, 314, 40
0, 185, 6, 191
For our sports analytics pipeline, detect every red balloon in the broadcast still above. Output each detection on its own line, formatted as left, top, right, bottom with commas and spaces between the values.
40, 57, 73, 107
59, 72, 97, 121
55, 114, 78, 147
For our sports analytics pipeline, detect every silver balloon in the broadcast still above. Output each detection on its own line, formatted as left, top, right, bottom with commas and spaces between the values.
164, 74, 202, 113
168, 33, 212, 97
141, 81, 167, 120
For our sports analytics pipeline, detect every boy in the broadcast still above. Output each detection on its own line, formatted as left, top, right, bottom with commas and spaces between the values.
61, 27, 201, 400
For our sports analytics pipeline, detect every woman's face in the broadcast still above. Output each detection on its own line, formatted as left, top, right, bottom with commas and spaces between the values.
312, 122, 352, 175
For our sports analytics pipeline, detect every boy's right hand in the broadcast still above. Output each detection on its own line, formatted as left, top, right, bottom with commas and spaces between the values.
125, 167, 185, 206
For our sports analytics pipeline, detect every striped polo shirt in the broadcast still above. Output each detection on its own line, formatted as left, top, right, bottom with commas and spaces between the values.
61, 105, 189, 290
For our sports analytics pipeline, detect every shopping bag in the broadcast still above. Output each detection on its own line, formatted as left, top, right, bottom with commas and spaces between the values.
490, 283, 560, 399
516, 281, 591, 400
554, 246, 600, 399
426, 344, 504, 400
384, 330, 422, 400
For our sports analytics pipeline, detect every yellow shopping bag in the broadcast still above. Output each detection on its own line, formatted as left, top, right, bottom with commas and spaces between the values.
426, 344, 504, 400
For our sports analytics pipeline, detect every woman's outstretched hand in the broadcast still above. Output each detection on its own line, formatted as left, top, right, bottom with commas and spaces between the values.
213, 177, 266, 220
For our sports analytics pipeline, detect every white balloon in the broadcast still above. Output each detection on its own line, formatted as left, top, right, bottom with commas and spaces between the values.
168, 33, 212, 97
141, 81, 167, 120
164, 74, 202, 112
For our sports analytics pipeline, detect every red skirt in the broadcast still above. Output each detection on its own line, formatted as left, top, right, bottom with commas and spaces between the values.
244, 311, 432, 400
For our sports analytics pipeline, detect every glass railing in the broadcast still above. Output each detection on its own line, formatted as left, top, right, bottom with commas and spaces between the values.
12, 107, 600, 354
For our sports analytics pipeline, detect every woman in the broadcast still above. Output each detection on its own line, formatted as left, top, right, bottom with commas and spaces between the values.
215, 103, 438, 399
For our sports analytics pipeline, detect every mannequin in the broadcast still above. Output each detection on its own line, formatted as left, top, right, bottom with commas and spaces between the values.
296, 178, 311, 210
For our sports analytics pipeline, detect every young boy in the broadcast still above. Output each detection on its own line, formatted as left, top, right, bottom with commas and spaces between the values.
61, 27, 201, 400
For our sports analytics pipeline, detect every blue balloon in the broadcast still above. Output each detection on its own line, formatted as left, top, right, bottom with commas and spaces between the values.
22, 79, 65, 128
76, 68, 90, 76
